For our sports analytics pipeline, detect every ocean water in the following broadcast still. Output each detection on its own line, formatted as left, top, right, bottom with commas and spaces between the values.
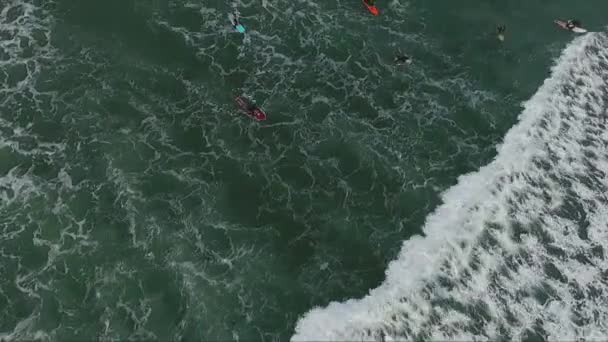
0, 0, 607, 341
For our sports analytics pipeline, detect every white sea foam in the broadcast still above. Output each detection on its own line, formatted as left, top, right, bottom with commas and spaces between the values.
0, 0, 54, 96
0, 0, 60, 165
293, 32, 608, 341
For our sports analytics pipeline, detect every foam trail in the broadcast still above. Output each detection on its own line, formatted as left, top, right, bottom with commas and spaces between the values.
293, 32, 608, 341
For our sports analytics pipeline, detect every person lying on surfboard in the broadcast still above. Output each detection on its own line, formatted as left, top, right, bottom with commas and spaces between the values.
230, 13, 241, 28
566, 19, 581, 30
229, 12, 246, 33
394, 53, 412, 66
554, 19, 587, 33
496, 25, 506, 41
235, 96, 267, 121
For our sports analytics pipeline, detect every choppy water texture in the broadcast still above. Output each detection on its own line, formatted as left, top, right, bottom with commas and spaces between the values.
0, 0, 607, 341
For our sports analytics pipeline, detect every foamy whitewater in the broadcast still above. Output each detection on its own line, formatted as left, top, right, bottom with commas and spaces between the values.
292, 32, 608, 341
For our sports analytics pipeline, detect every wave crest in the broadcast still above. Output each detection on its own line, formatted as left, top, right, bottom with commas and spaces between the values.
293, 32, 608, 341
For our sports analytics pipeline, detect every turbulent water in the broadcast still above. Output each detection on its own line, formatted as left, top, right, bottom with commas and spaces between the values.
293, 32, 608, 341
0, 0, 606, 341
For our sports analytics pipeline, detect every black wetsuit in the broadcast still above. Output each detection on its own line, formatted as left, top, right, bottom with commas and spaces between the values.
567, 20, 581, 30
231, 14, 240, 28
394, 55, 411, 65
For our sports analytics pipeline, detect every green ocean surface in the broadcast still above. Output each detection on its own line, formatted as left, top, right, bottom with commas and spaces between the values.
1, 0, 606, 340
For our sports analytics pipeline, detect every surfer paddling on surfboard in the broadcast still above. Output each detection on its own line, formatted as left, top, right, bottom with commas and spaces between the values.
235, 96, 267, 121
496, 25, 506, 41
229, 12, 246, 33
566, 19, 582, 30
394, 52, 412, 66
554, 19, 587, 33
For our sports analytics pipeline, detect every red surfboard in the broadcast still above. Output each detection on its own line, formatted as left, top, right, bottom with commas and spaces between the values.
362, 0, 379, 15
235, 96, 267, 121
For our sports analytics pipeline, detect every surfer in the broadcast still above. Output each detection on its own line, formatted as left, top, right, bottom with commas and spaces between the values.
235, 96, 267, 121
230, 12, 240, 27
246, 101, 257, 112
365, 0, 376, 5
394, 52, 412, 66
554, 19, 587, 33
566, 19, 581, 30
229, 12, 246, 33
496, 24, 506, 41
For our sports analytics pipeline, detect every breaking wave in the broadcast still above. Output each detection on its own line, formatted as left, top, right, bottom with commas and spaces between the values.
293, 31, 608, 341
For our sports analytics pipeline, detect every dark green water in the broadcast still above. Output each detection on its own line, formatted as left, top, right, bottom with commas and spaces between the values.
1, 0, 606, 340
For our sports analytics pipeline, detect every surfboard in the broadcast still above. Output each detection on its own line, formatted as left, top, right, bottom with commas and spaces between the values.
362, 0, 379, 16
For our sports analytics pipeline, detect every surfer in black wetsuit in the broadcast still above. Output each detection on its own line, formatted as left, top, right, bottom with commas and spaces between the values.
566, 19, 581, 30
497, 24, 506, 41
394, 53, 412, 66
229, 12, 240, 28
234, 12, 243, 27
235, 95, 267, 120
247, 102, 257, 113
232, 13, 239, 27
